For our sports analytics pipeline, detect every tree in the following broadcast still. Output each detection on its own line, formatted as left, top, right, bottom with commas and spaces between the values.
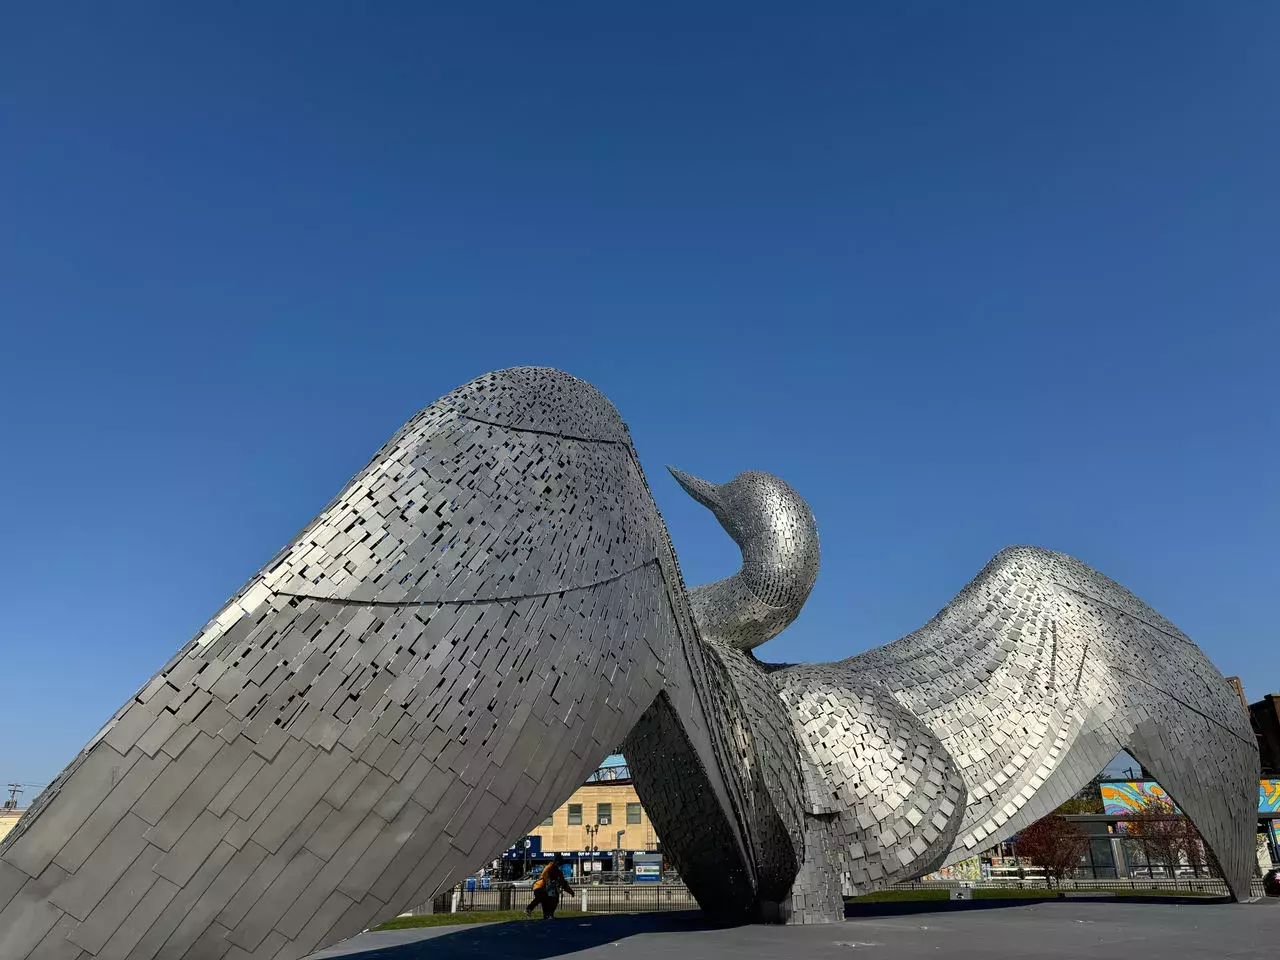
1123, 796, 1186, 878
1053, 774, 1104, 815
1015, 815, 1089, 887
1054, 795, 1104, 815
1124, 796, 1220, 879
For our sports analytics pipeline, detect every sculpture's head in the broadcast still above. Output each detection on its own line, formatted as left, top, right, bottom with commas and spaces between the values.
668, 467, 820, 652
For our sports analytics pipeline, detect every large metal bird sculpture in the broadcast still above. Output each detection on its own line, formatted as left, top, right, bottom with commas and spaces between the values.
0, 368, 1258, 959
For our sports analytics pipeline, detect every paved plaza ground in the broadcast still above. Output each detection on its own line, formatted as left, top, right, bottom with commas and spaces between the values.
307, 898, 1278, 960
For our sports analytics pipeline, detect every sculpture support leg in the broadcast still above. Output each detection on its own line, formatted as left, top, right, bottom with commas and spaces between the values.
782, 815, 845, 924
1126, 718, 1260, 900
623, 692, 757, 918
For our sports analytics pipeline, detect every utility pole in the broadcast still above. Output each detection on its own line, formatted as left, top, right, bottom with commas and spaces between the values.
4, 783, 21, 811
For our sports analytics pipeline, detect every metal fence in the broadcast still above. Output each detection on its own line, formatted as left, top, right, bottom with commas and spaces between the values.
891, 877, 1270, 898
406, 875, 1274, 917
407, 882, 698, 916
576, 884, 698, 913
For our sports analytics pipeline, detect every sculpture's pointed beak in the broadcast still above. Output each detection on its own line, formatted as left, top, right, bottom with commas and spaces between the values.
667, 466, 721, 512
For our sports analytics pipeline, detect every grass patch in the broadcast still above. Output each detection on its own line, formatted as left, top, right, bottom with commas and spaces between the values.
847, 887, 1223, 904
846, 889, 949, 902
374, 887, 1227, 930
374, 910, 592, 930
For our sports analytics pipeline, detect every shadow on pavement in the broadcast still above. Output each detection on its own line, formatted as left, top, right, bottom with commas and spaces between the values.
321, 911, 729, 959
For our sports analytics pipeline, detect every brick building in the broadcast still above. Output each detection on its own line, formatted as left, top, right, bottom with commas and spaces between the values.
1249, 694, 1280, 777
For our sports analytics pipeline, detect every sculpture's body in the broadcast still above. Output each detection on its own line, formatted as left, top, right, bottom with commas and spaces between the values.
0, 368, 1259, 957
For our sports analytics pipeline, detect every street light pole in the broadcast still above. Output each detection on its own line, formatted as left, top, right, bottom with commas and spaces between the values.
584, 824, 599, 881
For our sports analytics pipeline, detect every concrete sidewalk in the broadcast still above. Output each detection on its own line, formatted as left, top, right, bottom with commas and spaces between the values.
307, 899, 1278, 960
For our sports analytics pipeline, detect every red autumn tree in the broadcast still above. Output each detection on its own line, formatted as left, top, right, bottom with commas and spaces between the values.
1015, 815, 1089, 887
1124, 795, 1217, 879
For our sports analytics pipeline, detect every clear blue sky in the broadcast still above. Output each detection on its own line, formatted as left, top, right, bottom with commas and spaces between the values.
2, 3, 1276, 795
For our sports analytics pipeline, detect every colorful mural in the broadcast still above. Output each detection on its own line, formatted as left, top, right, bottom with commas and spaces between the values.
1102, 780, 1278, 816
1262, 780, 1280, 813
1101, 781, 1178, 815
920, 857, 982, 882
1263, 780, 1280, 863
1094, 780, 1278, 869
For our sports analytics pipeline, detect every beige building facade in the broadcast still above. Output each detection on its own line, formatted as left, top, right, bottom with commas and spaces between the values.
531, 780, 660, 854
0, 809, 25, 845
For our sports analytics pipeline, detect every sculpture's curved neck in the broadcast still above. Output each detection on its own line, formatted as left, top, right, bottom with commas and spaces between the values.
669, 468, 820, 652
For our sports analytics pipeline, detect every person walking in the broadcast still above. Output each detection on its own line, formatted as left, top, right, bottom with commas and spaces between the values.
525, 853, 575, 919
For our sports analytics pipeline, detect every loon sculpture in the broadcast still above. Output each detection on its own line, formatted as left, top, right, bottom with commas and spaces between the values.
0, 368, 1259, 958
635, 464, 1259, 921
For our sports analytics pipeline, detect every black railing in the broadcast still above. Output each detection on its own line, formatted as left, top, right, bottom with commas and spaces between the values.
412, 882, 697, 916
412, 873, 1276, 919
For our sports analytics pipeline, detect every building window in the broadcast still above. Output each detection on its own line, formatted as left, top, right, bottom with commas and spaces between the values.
596, 803, 612, 825
541, 813, 554, 826
627, 802, 642, 825
568, 804, 582, 825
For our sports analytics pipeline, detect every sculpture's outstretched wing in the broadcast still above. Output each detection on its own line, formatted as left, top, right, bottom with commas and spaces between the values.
774, 666, 967, 920
842, 546, 1260, 899
0, 368, 755, 960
